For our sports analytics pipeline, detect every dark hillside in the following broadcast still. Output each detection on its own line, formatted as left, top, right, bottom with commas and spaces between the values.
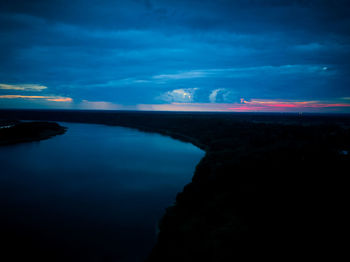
0, 121, 66, 145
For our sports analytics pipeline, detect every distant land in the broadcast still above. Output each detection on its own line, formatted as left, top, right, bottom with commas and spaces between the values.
0, 109, 349, 261
0, 120, 66, 146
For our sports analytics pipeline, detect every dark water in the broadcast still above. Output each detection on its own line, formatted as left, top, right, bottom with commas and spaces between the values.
0, 123, 204, 261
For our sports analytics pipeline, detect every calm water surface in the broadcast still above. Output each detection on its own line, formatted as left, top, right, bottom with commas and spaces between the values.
0, 122, 204, 261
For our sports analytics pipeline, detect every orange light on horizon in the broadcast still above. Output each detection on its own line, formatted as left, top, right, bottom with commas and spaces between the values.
0, 95, 72, 102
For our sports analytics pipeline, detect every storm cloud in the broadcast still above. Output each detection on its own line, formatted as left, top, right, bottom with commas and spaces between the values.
1, 0, 350, 111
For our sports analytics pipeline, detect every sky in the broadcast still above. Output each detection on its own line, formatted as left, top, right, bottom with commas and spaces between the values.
0, 0, 350, 112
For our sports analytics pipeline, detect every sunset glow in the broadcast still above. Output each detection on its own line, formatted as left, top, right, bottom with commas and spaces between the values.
0, 1, 349, 113
0, 95, 72, 102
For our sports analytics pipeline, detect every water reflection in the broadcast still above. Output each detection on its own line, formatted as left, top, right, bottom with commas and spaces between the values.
0, 123, 204, 261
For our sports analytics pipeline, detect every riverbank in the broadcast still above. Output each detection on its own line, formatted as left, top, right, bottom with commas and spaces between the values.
0, 121, 67, 146
1, 109, 349, 261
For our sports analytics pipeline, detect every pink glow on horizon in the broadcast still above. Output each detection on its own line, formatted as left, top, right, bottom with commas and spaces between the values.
228, 99, 350, 112
227, 106, 267, 111
137, 99, 350, 113
47, 97, 73, 102
1, 94, 349, 112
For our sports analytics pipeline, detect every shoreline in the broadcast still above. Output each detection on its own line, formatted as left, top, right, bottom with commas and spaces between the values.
0, 121, 67, 146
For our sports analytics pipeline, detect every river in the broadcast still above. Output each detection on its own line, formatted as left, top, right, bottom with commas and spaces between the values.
0, 122, 204, 261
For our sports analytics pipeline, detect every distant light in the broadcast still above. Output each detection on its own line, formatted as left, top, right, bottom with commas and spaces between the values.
323, 66, 328, 71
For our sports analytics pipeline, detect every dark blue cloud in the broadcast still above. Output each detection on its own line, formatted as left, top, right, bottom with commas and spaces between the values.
0, 0, 350, 110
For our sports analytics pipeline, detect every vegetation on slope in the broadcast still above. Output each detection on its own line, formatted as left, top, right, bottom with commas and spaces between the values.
0, 121, 66, 145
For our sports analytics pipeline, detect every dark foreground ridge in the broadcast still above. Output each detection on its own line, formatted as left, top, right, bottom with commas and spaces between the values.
1, 109, 349, 261
0, 120, 67, 146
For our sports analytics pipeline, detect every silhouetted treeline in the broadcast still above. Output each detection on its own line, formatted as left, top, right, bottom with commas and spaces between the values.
0, 121, 66, 145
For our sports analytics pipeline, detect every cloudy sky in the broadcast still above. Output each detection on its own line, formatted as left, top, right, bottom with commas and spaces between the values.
1, 0, 350, 112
